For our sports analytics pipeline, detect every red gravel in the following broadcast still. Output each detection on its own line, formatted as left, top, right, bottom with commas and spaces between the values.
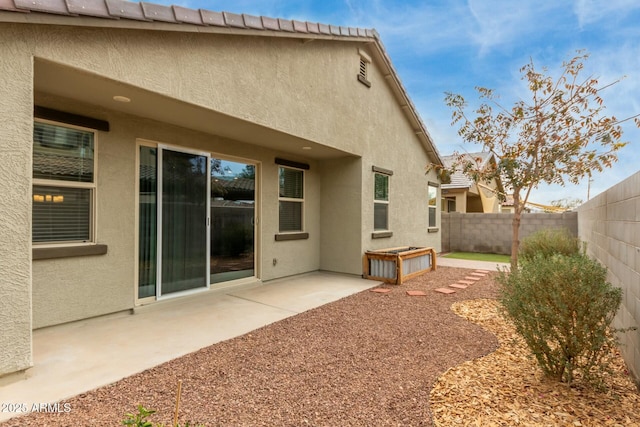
2, 267, 499, 426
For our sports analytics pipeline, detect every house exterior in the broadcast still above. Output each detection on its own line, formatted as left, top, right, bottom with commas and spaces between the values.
441, 152, 503, 213
0, 0, 444, 376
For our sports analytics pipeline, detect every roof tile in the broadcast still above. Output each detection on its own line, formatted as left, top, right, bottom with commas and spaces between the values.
306, 21, 319, 34
261, 15, 279, 30
292, 19, 308, 33
318, 23, 330, 35
172, 5, 202, 25
14, 0, 71, 15
223, 11, 244, 28
278, 18, 294, 32
242, 13, 263, 30
349, 27, 358, 36
199, 9, 224, 26
66, 0, 112, 18
357, 27, 367, 37
339, 26, 349, 36
329, 25, 340, 35
105, 0, 148, 21
0, 0, 27, 12
141, 2, 176, 23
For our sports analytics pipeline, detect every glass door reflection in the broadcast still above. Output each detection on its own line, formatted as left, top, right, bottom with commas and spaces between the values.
210, 159, 255, 283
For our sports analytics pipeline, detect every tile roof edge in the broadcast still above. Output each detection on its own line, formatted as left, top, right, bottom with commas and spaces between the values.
370, 35, 443, 166
0, 0, 375, 41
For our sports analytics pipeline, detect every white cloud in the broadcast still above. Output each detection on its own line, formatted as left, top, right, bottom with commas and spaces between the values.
574, 0, 640, 27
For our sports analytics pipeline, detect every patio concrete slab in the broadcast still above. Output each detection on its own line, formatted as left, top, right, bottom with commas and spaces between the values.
0, 271, 376, 422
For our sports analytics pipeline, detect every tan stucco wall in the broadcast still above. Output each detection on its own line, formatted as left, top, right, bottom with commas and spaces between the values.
31, 94, 323, 328
2, 22, 442, 336
0, 37, 33, 376
319, 157, 363, 274
14, 24, 382, 155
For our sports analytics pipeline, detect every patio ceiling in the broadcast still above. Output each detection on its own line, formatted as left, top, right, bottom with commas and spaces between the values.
34, 58, 356, 160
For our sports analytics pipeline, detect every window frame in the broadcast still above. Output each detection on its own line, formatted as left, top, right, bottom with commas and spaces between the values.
428, 182, 439, 231
32, 118, 98, 247
277, 165, 305, 234
372, 166, 393, 238
373, 172, 390, 231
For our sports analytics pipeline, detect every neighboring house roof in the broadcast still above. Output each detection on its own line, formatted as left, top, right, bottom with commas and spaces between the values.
0, 0, 443, 166
441, 152, 494, 190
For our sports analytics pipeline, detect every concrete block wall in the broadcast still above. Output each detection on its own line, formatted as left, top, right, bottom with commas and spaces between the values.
441, 212, 578, 254
577, 170, 640, 387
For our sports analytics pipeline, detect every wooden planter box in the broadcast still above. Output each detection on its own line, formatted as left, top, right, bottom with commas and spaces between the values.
363, 246, 436, 285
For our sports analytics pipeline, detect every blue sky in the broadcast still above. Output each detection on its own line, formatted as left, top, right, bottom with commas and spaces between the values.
160, 0, 640, 206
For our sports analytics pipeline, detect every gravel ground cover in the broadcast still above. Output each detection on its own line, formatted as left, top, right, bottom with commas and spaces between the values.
4, 266, 637, 426
2, 267, 499, 426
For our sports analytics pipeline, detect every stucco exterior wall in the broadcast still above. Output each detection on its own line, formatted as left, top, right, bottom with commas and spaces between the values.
319, 157, 363, 274
0, 36, 33, 376
577, 171, 640, 387
31, 94, 324, 328
2, 22, 442, 339
10, 24, 385, 156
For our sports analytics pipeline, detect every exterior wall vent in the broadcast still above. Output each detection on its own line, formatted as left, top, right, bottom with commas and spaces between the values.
357, 49, 372, 88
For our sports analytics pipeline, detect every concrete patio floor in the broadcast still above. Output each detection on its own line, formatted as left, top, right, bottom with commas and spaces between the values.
0, 271, 377, 422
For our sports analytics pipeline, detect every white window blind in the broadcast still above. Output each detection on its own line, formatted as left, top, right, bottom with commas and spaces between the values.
32, 121, 96, 244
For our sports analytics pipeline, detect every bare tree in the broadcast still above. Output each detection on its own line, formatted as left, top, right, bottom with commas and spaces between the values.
437, 51, 639, 268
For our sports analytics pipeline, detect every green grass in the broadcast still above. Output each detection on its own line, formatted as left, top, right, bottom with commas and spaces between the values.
443, 252, 511, 263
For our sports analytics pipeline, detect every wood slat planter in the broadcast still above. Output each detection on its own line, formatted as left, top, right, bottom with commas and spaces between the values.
363, 246, 436, 285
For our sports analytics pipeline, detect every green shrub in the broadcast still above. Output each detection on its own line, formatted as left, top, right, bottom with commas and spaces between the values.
122, 405, 203, 427
519, 228, 580, 262
498, 253, 622, 385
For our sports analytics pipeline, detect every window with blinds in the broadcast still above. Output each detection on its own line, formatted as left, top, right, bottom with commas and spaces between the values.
32, 120, 96, 244
278, 166, 304, 232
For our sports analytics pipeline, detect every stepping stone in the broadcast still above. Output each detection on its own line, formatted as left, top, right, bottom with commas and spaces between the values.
406, 290, 427, 296
470, 272, 487, 277
434, 287, 456, 294
458, 280, 475, 285
450, 283, 468, 289
475, 269, 490, 274
464, 276, 482, 281
370, 288, 392, 293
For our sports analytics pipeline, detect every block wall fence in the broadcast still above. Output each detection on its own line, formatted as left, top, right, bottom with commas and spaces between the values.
577, 170, 640, 387
441, 212, 578, 255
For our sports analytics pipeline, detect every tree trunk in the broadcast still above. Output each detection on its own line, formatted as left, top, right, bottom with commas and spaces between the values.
511, 190, 521, 269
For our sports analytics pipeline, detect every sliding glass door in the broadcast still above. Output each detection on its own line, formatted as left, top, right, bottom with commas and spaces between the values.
210, 159, 256, 284
138, 144, 210, 299
159, 148, 210, 295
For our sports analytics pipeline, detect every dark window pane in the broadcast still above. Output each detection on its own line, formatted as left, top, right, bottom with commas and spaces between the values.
279, 167, 303, 199
33, 122, 94, 183
374, 174, 388, 201
138, 146, 157, 298
374, 203, 388, 230
279, 201, 303, 232
32, 186, 91, 242
429, 207, 437, 227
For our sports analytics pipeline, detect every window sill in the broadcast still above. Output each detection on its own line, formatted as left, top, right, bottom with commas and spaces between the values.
372, 231, 393, 239
427, 228, 439, 233
275, 233, 309, 241
33, 244, 108, 260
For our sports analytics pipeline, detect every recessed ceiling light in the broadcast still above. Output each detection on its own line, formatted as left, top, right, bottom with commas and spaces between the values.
302, 146, 312, 150
113, 95, 131, 103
